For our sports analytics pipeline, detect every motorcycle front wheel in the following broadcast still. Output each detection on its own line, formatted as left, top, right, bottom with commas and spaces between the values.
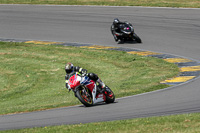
133, 33, 142, 43
104, 86, 115, 104
76, 86, 93, 107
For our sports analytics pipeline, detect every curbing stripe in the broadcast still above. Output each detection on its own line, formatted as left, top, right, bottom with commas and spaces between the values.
25, 40, 62, 45
176, 62, 200, 67
180, 71, 200, 76
149, 54, 177, 59
80, 45, 117, 49
161, 76, 196, 83
163, 58, 193, 63
128, 51, 162, 56
1, 38, 200, 86
180, 66, 200, 72
111, 47, 141, 52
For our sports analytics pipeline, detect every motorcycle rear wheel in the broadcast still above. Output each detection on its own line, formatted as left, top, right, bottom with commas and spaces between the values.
104, 86, 115, 104
76, 87, 93, 107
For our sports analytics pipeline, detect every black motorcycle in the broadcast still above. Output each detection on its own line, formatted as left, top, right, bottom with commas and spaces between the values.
111, 22, 142, 43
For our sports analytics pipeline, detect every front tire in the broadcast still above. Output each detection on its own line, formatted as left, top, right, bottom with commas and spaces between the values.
104, 86, 115, 103
76, 86, 93, 107
133, 33, 142, 43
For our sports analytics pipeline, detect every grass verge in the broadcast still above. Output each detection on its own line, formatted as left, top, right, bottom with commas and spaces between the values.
0, 0, 200, 8
2, 113, 200, 133
0, 41, 178, 115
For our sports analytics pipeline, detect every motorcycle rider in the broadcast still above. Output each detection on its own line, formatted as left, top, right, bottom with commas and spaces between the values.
65, 62, 106, 92
111, 18, 124, 42
111, 18, 132, 42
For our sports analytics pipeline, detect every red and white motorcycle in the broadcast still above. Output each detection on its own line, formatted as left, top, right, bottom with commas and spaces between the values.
68, 73, 115, 107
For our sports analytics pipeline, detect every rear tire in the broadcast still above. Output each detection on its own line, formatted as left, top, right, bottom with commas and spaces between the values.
76, 86, 93, 107
104, 86, 115, 103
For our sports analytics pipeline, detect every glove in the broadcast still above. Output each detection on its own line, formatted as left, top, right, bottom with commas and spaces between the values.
79, 68, 87, 76
82, 69, 87, 76
67, 84, 71, 91
66, 80, 71, 91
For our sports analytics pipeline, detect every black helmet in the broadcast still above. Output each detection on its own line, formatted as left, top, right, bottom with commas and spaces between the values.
113, 18, 120, 25
65, 62, 74, 74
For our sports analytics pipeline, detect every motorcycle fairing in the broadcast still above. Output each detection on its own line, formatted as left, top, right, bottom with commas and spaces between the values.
68, 74, 81, 89
92, 84, 105, 104
80, 76, 95, 92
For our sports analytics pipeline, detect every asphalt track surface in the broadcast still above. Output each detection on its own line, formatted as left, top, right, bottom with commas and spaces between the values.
0, 5, 200, 130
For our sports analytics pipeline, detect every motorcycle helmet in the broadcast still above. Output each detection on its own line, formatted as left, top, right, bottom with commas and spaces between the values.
65, 62, 74, 74
113, 18, 120, 26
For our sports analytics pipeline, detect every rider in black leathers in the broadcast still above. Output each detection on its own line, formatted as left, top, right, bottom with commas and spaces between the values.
65, 62, 105, 91
111, 18, 126, 42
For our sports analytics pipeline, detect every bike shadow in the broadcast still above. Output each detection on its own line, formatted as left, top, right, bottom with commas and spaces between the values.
79, 101, 118, 108
117, 40, 142, 44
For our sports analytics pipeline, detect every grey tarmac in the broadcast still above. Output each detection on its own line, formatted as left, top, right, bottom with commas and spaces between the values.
0, 5, 200, 131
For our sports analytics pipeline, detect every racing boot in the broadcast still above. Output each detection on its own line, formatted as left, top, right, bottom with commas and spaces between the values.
96, 79, 106, 93
114, 35, 119, 42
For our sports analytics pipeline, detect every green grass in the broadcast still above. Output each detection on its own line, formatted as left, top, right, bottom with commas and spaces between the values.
2, 113, 200, 133
0, 42, 178, 115
0, 0, 200, 8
